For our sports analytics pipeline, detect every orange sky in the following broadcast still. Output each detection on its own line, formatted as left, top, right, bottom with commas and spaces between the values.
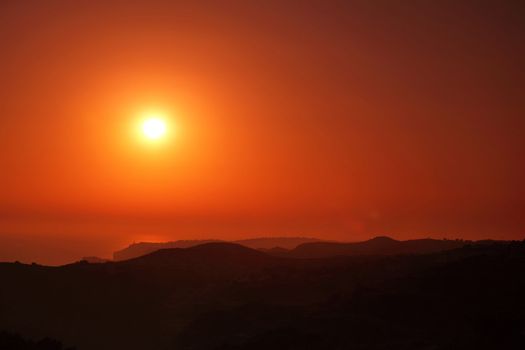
1, 1, 524, 264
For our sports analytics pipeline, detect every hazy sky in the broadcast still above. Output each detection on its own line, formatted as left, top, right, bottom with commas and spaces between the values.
1, 0, 524, 264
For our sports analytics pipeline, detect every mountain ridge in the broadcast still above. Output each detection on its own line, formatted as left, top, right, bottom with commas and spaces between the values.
113, 237, 321, 261
112, 236, 478, 262
289, 237, 470, 258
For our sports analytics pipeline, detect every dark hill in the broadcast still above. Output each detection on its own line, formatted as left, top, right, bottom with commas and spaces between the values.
1, 240, 523, 350
113, 237, 320, 261
235, 237, 320, 250
113, 239, 222, 261
290, 236, 468, 258
120, 242, 282, 278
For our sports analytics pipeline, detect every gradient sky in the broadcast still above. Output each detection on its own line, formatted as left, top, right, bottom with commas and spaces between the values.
1, 0, 524, 264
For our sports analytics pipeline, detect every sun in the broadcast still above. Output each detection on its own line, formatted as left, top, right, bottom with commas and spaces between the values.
142, 117, 167, 140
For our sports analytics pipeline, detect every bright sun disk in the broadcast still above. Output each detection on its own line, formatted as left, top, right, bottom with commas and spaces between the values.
142, 117, 167, 140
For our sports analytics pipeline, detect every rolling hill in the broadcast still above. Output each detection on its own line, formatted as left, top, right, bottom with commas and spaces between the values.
113, 237, 320, 261
1, 240, 523, 350
287, 236, 469, 258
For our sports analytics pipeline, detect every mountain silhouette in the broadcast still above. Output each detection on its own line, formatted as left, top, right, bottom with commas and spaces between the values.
288, 236, 468, 258
120, 242, 284, 278
113, 239, 222, 261
80, 256, 110, 263
113, 237, 320, 261
232, 237, 320, 250
0, 331, 74, 350
112, 236, 471, 262
1, 240, 523, 350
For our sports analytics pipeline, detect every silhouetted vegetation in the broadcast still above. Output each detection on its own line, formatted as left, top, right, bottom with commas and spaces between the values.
1, 240, 524, 349
0, 331, 74, 350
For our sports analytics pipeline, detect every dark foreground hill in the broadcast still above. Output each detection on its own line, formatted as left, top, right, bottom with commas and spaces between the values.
1, 241, 524, 350
0, 331, 73, 350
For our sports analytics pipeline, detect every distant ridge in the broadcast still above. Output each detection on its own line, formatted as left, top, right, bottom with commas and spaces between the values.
233, 237, 320, 250
112, 236, 476, 261
113, 240, 221, 261
120, 242, 282, 277
130, 242, 270, 264
289, 236, 469, 258
80, 256, 110, 264
113, 237, 320, 261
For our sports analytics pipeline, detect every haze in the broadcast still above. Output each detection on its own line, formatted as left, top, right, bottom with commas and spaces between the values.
0, 0, 524, 264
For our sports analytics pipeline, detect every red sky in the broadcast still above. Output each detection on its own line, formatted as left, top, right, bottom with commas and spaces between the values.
1, 0, 524, 264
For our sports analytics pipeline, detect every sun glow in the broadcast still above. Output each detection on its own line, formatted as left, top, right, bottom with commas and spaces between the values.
142, 117, 167, 140
131, 110, 176, 149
